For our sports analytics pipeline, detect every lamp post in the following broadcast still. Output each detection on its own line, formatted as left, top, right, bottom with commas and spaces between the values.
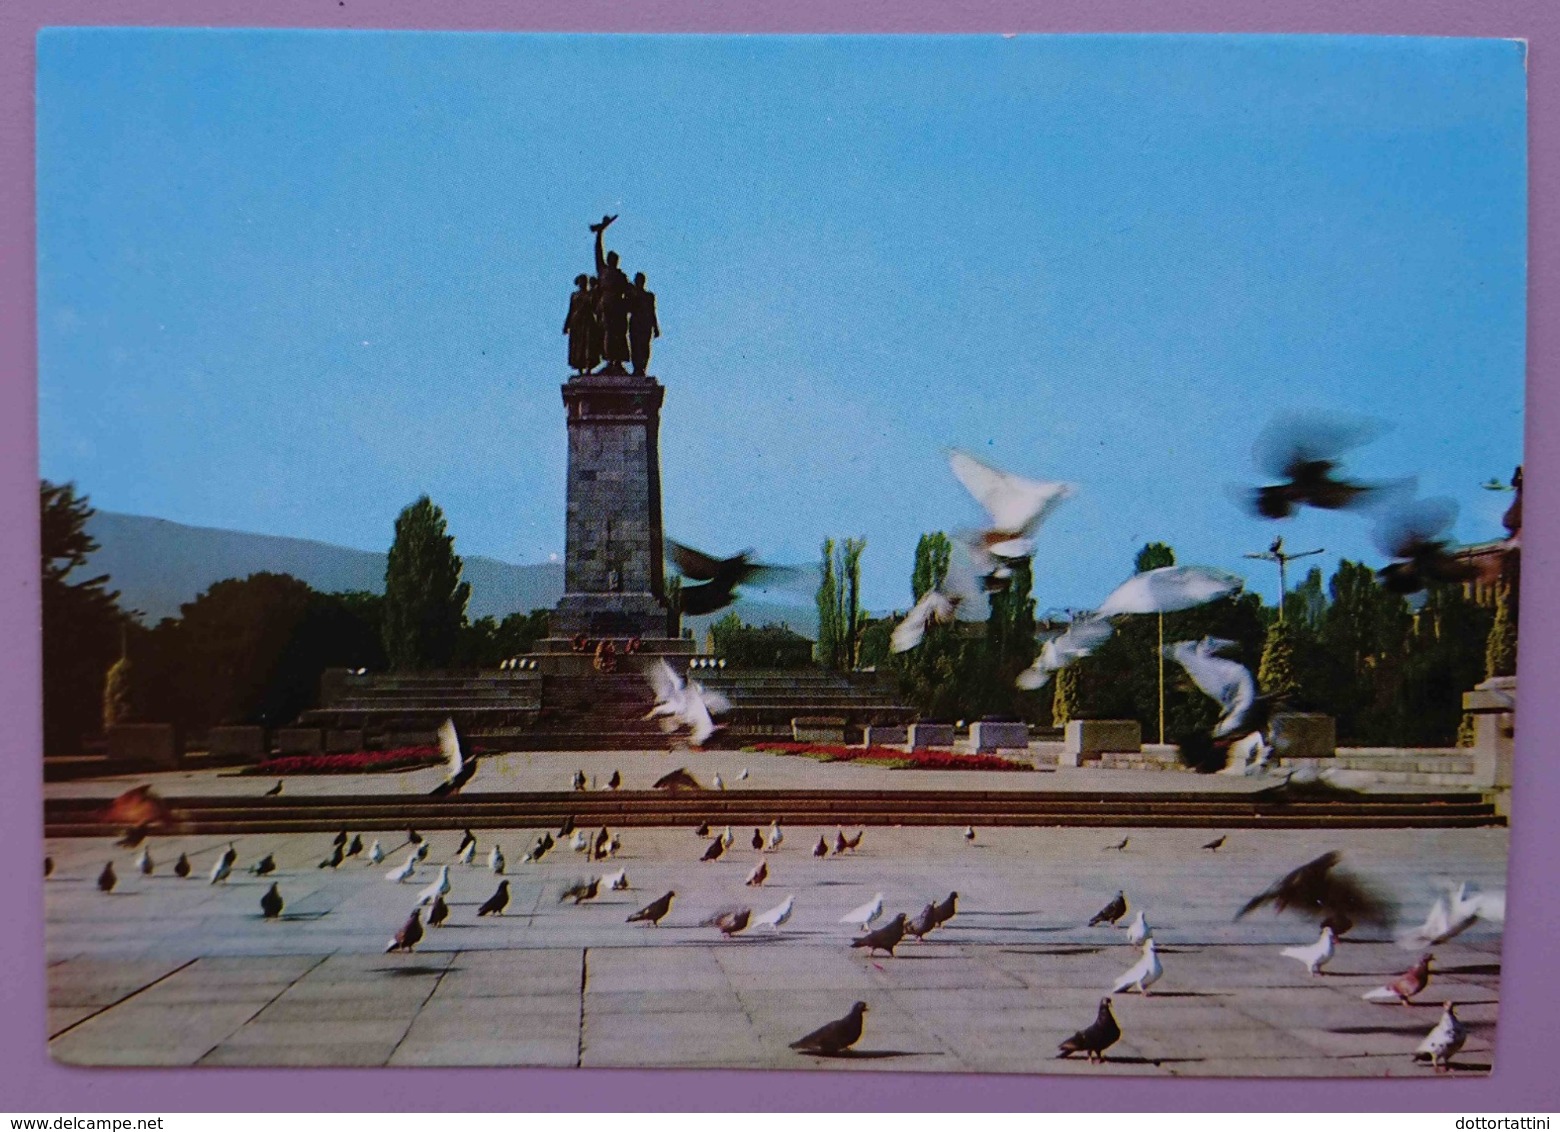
1243, 536, 1324, 617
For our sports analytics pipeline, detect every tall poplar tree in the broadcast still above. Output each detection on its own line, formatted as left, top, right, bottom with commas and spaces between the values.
382, 496, 471, 671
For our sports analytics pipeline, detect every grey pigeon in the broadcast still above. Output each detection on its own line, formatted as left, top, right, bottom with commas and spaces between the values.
707, 908, 752, 937
628, 891, 675, 926
1057, 997, 1121, 1062
905, 903, 939, 940
790, 1002, 868, 1055
852, 913, 908, 956
251, 853, 276, 876
1090, 891, 1127, 927
931, 891, 959, 927
561, 877, 601, 904
385, 909, 423, 953
428, 893, 450, 928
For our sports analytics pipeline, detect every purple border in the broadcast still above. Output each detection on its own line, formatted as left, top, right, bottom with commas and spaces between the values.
2, 0, 1555, 1113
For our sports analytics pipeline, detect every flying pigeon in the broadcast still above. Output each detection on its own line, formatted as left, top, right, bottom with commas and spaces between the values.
666, 539, 803, 616
1373, 497, 1485, 594
852, 913, 908, 956
1165, 638, 1260, 740
949, 449, 1075, 565
1242, 411, 1399, 519
790, 1002, 868, 1055
251, 853, 276, 877
931, 891, 959, 927
173, 853, 190, 878
97, 861, 116, 893
488, 846, 506, 874
345, 834, 363, 858
706, 908, 752, 937
103, 785, 175, 844
1237, 851, 1393, 932
476, 880, 511, 917
260, 883, 283, 919
386, 852, 418, 883
318, 845, 344, 869
429, 717, 476, 796
653, 767, 703, 791
628, 891, 676, 926
1364, 954, 1434, 1005
751, 828, 764, 851
427, 893, 450, 928
1097, 565, 1244, 618
905, 903, 939, 940
210, 844, 237, 884
135, 847, 153, 876
1017, 615, 1115, 689
765, 821, 784, 851
745, 860, 768, 886
1397, 887, 1479, 950
1090, 891, 1128, 927
1110, 938, 1163, 995
1202, 835, 1227, 852
264, 780, 283, 796
386, 909, 423, 952
1125, 911, 1151, 946
607, 770, 621, 791
813, 836, 829, 858
700, 837, 725, 863
1057, 997, 1121, 1063
365, 839, 384, 864
841, 893, 885, 930
416, 866, 451, 906
1414, 1002, 1467, 1073
560, 876, 601, 904
890, 589, 962, 653
645, 661, 730, 747
1280, 925, 1336, 976
604, 869, 629, 891
754, 895, 795, 930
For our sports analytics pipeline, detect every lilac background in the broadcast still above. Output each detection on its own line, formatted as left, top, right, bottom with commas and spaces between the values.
1, 0, 1554, 1113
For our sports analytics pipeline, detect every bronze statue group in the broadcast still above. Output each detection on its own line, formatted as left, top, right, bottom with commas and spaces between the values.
564, 214, 660, 376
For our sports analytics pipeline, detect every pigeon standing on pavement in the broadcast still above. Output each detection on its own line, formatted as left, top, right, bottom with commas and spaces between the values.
386, 909, 423, 953
251, 854, 276, 877
1280, 926, 1337, 976
790, 1002, 868, 1055
1364, 954, 1434, 1005
135, 847, 153, 876
1057, 997, 1121, 1063
905, 903, 939, 940
365, 839, 385, 864
963, 826, 976, 844
416, 866, 451, 906
332, 831, 348, 848
1110, 938, 1163, 995
173, 853, 191, 878
1202, 836, 1227, 852
813, 836, 829, 858
318, 844, 344, 869
930, 892, 959, 928
210, 844, 237, 884
455, 840, 475, 866
706, 908, 752, 937
712, 772, 725, 791
489, 845, 506, 874
260, 883, 283, 919
604, 869, 629, 891
386, 852, 418, 883
477, 880, 511, 917
852, 913, 908, 957
1125, 911, 1151, 946
427, 893, 450, 928
97, 861, 116, 893
841, 893, 885, 930
745, 860, 768, 886
264, 780, 283, 796
1105, 837, 1129, 853
627, 891, 675, 926
1090, 891, 1128, 927
721, 825, 734, 849
700, 837, 725, 863
754, 895, 795, 930
44, 857, 53, 879
561, 877, 601, 904
1414, 1002, 1468, 1072
751, 828, 764, 851
607, 770, 621, 791
765, 821, 784, 852
345, 834, 363, 858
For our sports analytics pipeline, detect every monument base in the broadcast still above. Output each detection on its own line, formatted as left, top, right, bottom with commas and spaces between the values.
549, 591, 670, 639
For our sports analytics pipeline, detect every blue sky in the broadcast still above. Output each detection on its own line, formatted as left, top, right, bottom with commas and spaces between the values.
37, 31, 1527, 614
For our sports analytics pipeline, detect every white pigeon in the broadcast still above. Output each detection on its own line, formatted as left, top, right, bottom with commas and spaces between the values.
386, 852, 417, 883
455, 841, 475, 866
135, 848, 153, 876
604, 869, 629, 891
645, 659, 731, 746
753, 895, 795, 931
1414, 1002, 1467, 1072
432, 716, 466, 793
1096, 565, 1244, 617
737, 768, 750, 781
209, 846, 235, 884
570, 830, 590, 853
765, 821, 784, 852
1218, 730, 1275, 776
1280, 926, 1336, 975
365, 839, 385, 864
712, 772, 725, 791
949, 449, 1075, 560
1110, 938, 1164, 995
1125, 911, 1151, 946
890, 589, 961, 653
488, 846, 505, 874
416, 865, 451, 906
1398, 883, 1504, 949
841, 893, 885, 930
721, 825, 734, 849
1166, 638, 1256, 738
1017, 616, 1114, 689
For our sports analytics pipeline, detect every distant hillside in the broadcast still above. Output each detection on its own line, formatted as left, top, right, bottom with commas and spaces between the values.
83, 510, 818, 637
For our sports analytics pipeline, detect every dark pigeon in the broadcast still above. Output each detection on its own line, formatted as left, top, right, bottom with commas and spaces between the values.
1244, 411, 1395, 520
263, 780, 283, 796
385, 909, 423, 953
173, 853, 191, 878
905, 903, 939, 940
608, 770, 621, 791
813, 836, 829, 858
456, 829, 476, 855
345, 835, 363, 858
260, 883, 283, 919
44, 856, 53, 879
931, 891, 959, 927
332, 831, 348, 848
251, 853, 276, 876
790, 1001, 868, 1055
706, 908, 752, 937
653, 767, 702, 791
666, 539, 802, 617
477, 880, 511, 917
1057, 997, 1121, 1063
1202, 836, 1227, 852
1090, 891, 1128, 927
1236, 851, 1393, 933
628, 891, 675, 926
852, 913, 908, 956
428, 893, 450, 928
701, 837, 725, 863
558, 815, 576, 837
561, 877, 601, 904
97, 861, 116, 893
751, 828, 764, 851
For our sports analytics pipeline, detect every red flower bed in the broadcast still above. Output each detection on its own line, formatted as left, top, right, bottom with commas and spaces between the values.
748, 741, 1024, 772
243, 747, 445, 776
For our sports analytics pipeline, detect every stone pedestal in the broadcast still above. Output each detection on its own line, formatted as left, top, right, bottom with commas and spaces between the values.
863, 724, 909, 749
551, 373, 672, 639
792, 716, 847, 744
909, 722, 956, 751
274, 728, 323, 756
1061, 719, 1141, 766
971, 721, 1029, 753
106, 724, 179, 769
206, 726, 266, 761
1464, 675, 1515, 816
1271, 713, 1336, 759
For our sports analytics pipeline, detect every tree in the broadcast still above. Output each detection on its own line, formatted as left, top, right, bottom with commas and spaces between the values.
710, 615, 814, 668
815, 538, 839, 668
102, 630, 137, 730
1134, 542, 1175, 573
1257, 619, 1301, 700
1052, 664, 1081, 726
911, 532, 953, 601
1485, 583, 1517, 679
381, 496, 471, 671
840, 537, 867, 669
41, 481, 127, 754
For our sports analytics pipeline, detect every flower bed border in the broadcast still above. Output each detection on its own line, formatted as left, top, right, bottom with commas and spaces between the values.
747, 741, 1025, 772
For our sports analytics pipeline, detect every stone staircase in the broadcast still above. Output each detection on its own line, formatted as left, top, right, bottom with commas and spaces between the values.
695, 669, 918, 741
298, 671, 543, 748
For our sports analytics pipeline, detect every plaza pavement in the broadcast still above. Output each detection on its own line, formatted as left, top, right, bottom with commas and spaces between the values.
44, 819, 1506, 1075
